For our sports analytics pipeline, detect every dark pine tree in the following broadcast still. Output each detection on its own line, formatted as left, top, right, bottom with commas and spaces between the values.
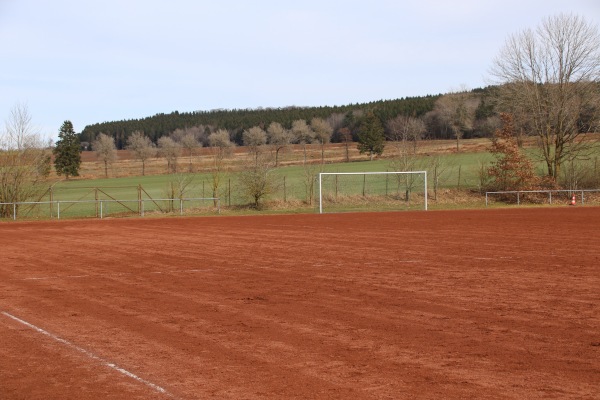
53, 120, 81, 179
357, 111, 386, 160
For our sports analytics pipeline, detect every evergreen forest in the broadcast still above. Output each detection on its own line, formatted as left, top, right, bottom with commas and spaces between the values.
79, 92, 484, 149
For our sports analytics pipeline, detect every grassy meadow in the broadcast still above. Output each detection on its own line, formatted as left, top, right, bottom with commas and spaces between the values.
9, 137, 600, 219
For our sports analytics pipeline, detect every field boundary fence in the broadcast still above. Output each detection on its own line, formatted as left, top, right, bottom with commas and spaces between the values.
0, 174, 319, 220
0, 197, 220, 221
485, 189, 600, 207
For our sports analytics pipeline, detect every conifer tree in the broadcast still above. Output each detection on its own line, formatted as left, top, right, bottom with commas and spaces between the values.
357, 111, 385, 161
53, 120, 81, 179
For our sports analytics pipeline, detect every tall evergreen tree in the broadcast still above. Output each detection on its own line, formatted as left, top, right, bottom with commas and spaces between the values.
53, 120, 81, 179
357, 111, 385, 161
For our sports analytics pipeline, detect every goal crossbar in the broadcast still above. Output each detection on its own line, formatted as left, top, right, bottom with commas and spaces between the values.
318, 171, 428, 213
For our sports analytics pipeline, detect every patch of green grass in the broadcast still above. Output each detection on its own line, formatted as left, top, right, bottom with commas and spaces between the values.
34, 141, 599, 218
44, 152, 492, 206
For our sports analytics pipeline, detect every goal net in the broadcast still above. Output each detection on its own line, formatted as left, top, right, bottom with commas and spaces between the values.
318, 171, 428, 213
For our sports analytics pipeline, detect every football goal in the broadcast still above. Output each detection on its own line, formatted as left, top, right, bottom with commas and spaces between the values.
318, 171, 428, 213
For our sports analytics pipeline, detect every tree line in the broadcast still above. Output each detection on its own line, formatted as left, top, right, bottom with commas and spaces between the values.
80, 95, 448, 149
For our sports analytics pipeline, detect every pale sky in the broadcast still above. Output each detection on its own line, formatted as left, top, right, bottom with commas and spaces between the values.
1, 0, 599, 140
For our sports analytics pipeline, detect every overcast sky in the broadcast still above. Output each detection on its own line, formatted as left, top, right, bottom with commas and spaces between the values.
1, 0, 599, 140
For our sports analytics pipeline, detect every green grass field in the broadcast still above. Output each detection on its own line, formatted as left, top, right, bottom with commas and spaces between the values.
47, 152, 489, 200
8, 141, 600, 219
20, 151, 489, 218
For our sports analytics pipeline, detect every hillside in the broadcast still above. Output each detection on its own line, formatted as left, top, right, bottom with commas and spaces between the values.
79, 95, 442, 148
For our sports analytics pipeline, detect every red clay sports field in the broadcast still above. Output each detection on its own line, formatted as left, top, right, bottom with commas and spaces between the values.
1, 208, 599, 399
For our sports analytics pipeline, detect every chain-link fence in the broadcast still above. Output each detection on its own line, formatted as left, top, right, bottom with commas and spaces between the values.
485, 189, 600, 206
0, 197, 220, 220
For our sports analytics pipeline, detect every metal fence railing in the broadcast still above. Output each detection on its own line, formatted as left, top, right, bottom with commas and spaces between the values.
0, 197, 220, 221
485, 189, 600, 207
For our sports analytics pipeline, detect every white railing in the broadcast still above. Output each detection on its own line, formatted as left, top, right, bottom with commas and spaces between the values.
0, 197, 220, 221
485, 189, 600, 207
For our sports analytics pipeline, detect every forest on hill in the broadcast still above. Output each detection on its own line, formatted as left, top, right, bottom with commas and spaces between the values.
79, 88, 498, 150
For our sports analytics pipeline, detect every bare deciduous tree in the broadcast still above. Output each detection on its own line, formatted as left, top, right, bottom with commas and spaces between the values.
163, 173, 195, 212
291, 119, 315, 164
266, 122, 293, 167
0, 103, 51, 217
208, 129, 235, 159
389, 139, 425, 202
238, 154, 276, 209
93, 133, 117, 178
326, 113, 346, 134
433, 92, 478, 151
208, 129, 235, 205
242, 126, 267, 164
157, 136, 181, 173
337, 127, 353, 162
171, 126, 209, 146
428, 156, 452, 201
179, 133, 201, 172
311, 118, 333, 164
490, 13, 600, 180
474, 115, 502, 142
3, 103, 41, 150
386, 115, 427, 201
301, 161, 321, 205
561, 158, 600, 190
389, 157, 425, 202
387, 115, 426, 154
126, 131, 156, 176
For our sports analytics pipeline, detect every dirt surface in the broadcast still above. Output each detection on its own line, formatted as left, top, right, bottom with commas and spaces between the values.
1, 208, 599, 399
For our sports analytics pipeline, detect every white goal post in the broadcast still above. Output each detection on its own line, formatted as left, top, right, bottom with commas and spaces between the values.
318, 171, 428, 214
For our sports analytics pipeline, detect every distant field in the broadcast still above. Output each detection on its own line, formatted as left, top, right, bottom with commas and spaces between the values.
12, 137, 599, 218
39, 153, 491, 217
49, 139, 495, 209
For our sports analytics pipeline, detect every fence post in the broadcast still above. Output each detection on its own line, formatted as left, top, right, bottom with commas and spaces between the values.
283, 176, 287, 203
485, 193, 488, 207
58, 202, 60, 220
141, 200, 145, 217
100, 201, 103, 219
180, 199, 183, 215
362, 174, 366, 197
50, 186, 54, 218
385, 173, 389, 196
424, 171, 428, 211
13, 203, 16, 220
582, 190, 585, 205
549, 191, 552, 204
517, 192, 520, 205
138, 185, 142, 216
318, 174, 323, 214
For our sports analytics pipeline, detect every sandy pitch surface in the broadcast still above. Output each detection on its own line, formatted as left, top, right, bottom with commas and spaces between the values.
1, 208, 599, 399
